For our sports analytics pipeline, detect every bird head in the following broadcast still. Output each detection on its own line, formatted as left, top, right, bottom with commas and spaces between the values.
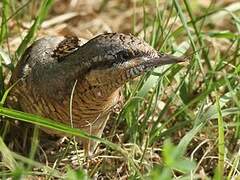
63, 33, 185, 91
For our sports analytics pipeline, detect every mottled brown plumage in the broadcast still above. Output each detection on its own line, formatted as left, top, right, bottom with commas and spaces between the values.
9, 33, 184, 153
52, 35, 81, 61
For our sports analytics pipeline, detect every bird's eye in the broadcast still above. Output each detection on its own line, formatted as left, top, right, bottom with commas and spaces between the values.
117, 50, 133, 60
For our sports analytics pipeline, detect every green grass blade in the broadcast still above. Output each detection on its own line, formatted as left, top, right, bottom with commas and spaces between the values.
0, 0, 10, 98
183, 0, 212, 70
0, 106, 143, 177
0, 137, 18, 171
16, 0, 54, 58
214, 94, 225, 179
0, 0, 10, 44
173, 0, 203, 73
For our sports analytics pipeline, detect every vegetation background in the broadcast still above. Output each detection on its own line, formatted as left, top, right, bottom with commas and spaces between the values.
0, 0, 239, 179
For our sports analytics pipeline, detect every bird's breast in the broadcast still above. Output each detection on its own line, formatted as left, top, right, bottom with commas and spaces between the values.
12, 78, 121, 134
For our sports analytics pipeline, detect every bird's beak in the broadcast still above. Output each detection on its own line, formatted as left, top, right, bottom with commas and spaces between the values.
133, 54, 185, 69
149, 54, 185, 66
117, 54, 186, 76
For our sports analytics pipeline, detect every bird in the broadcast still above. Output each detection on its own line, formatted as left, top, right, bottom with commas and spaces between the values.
8, 33, 185, 153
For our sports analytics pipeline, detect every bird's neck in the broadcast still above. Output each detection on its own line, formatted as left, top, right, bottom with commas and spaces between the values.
76, 77, 122, 110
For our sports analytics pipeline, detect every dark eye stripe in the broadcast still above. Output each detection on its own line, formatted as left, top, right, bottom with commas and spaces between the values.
117, 50, 133, 60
